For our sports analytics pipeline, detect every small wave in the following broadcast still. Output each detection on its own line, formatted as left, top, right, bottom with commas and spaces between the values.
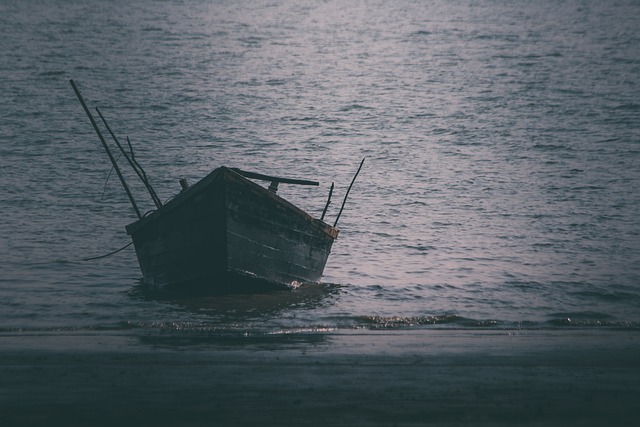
532, 143, 570, 152
569, 185, 605, 191
238, 36, 263, 46
339, 104, 373, 112
508, 280, 543, 290
266, 79, 288, 86
612, 103, 640, 112
359, 314, 463, 329
547, 318, 640, 329
404, 244, 436, 252
544, 310, 640, 329
472, 33, 519, 42
284, 116, 318, 122
4, 314, 640, 336
148, 104, 170, 111
0, 322, 137, 334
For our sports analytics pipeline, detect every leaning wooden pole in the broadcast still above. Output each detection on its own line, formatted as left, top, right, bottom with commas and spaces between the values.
321, 182, 334, 222
333, 157, 365, 228
95, 107, 162, 209
69, 79, 142, 219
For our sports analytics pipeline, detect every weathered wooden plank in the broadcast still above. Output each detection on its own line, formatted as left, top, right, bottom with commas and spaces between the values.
126, 167, 338, 293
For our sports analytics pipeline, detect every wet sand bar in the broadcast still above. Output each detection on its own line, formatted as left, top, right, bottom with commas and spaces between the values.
2, 329, 639, 426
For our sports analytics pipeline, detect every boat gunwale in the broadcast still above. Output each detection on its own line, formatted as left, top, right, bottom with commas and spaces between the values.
125, 167, 339, 239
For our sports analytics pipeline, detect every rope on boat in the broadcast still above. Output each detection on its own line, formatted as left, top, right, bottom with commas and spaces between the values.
82, 241, 134, 261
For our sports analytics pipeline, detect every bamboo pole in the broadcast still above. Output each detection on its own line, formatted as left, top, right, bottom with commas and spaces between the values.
69, 79, 142, 219
321, 182, 334, 222
333, 158, 365, 228
95, 107, 162, 208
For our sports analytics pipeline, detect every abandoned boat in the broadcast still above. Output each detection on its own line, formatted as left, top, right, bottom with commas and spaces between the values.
70, 79, 363, 293
126, 166, 339, 292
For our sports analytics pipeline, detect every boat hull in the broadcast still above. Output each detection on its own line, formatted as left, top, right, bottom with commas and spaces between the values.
125, 167, 338, 293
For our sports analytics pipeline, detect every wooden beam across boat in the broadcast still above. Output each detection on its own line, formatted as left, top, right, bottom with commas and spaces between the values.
231, 168, 319, 186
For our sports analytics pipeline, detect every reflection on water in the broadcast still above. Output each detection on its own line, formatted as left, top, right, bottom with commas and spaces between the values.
130, 281, 343, 320
137, 328, 330, 351
129, 282, 343, 350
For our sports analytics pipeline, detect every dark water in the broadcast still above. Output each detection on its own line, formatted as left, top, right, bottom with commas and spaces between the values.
2, 0, 640, 338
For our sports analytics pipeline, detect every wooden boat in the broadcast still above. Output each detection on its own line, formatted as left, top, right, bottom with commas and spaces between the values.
70, 79, 362, 294
125, 167, 339, 293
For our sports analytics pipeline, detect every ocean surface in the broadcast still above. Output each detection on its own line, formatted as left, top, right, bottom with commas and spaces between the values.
1, 0, 640, 340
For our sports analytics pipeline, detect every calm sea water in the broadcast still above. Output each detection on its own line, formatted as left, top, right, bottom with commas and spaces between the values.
1, 0, 639, 338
